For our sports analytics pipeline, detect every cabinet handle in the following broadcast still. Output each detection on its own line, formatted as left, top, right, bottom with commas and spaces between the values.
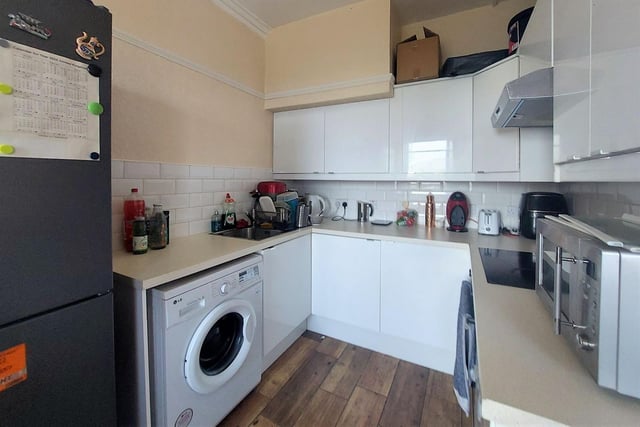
313, 171, 320, 174
590, 149, 609, 156
571, 155, 582, 161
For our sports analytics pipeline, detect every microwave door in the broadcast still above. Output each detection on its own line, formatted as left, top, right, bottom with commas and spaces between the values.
537, 230, 580, 334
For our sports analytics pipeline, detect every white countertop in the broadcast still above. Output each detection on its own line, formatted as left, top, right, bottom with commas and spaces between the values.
112, 220, 640, 425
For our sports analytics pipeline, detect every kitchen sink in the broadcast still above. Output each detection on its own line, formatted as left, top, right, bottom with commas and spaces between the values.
214, 227, 285, 241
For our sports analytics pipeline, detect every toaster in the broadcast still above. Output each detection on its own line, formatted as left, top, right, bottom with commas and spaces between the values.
478, 209, 501, 235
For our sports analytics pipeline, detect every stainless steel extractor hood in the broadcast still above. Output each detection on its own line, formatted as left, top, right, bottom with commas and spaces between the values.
491, 67, 553, 128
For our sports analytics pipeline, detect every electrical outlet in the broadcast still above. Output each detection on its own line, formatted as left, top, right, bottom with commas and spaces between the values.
505, 206, 518, 217
335, 199, 347, 209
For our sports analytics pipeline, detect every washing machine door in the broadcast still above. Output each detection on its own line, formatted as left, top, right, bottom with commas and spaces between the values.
184, 298, 256, 394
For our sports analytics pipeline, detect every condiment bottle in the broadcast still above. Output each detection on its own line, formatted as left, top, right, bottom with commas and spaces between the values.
123, 188, 145, 252
223, 193, 236, 229
425, 192, 435, 228
132, 216, 148, 254
149, 204, 167, 250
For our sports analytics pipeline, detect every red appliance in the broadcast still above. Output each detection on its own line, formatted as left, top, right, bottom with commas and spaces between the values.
446, 192, 469, 232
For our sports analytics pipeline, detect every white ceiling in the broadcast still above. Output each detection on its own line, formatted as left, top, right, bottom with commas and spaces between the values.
227, 0, 499, 30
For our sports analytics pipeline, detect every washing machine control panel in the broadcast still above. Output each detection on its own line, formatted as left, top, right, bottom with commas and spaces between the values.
212, 264, 261, 298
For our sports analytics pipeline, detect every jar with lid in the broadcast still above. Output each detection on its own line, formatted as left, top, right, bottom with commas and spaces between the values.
132, 216, 148, 254
149, 204, 167, 250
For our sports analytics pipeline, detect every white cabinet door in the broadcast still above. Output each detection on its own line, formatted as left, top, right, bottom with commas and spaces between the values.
312, 234, 380, 332
400, 78, 473, 173
472, 57, 520, 173
590, 0, 640, 155
380, 241, 470, 373
273, 108, 324, 173
262, 234, 311, 367
324, 98, 390, 173
553, 0, 591, 162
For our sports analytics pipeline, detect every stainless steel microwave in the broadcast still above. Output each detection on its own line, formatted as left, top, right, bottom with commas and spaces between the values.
536, 216, 640, 399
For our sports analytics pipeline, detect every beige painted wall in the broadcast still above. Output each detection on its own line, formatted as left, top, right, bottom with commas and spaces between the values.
101, 0, 272, 167
401, 0, 536, 62
265, 0, 392, 109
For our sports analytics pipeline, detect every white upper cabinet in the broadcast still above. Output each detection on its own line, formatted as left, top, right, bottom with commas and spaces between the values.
590, 0, 640, 155
273, 98, 390, 175
472, 57, 520, 174
273, 108, 325, 174
553, 0, 591, 162
398, 77, 473, 173
324, 99, 390, 173
554, 0, 640, 180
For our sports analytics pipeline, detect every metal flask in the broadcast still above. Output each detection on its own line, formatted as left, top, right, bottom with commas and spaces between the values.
357, 201, 374, 222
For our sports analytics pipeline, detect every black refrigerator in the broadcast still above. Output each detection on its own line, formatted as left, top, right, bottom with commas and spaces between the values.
0, 1, 116, 425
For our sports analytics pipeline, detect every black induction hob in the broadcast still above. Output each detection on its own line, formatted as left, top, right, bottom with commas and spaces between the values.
478, 248, 536, 290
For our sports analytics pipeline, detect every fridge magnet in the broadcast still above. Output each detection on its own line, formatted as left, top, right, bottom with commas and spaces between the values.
75, 32, 105, 60
7, 12, 52, 40
87, 63, 102, 77
0, 343, 28, 393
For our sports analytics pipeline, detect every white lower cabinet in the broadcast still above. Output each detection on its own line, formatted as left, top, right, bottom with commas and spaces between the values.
261, 234, 311, 370
380, 241, 470, 374
309, 233, 470, 374
311, 234, 380, 332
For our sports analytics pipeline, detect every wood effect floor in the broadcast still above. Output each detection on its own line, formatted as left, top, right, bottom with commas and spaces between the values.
219, 331, 472, 427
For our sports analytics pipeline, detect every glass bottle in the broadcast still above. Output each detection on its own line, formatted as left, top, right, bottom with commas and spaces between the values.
149, 204, 167, 250
132, 216, 148, 254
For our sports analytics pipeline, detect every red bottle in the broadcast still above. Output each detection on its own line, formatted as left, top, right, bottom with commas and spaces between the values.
123, 188, 145, 252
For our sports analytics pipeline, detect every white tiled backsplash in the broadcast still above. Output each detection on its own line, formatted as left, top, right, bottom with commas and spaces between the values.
288, 180, 561, 229
560, 182, 640, 218
288, 181, 640, 228
112, 160, 640, 248
111, 160, 271, 249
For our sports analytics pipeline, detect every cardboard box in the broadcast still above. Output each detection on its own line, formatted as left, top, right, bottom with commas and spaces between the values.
396, 27, 440, 84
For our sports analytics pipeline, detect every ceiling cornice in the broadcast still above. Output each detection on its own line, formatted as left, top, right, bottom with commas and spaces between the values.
211, 0, 271, 38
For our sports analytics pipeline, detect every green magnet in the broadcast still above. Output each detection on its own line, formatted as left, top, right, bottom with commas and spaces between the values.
0, 83, 13, 95
88, 101, 104, 115
0, 144, 15, 154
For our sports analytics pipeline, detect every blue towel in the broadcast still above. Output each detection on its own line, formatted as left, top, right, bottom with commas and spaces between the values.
453, 280, 477, 416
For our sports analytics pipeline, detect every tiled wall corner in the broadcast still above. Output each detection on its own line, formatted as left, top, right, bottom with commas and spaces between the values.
112, 160, 270, 251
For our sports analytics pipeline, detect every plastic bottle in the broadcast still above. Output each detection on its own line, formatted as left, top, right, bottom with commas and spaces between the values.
223, 193, 236, 229
123, 188, 145, 252
132, 216, 148, 254
211, 210, 222, 232
149, 204, 167, 250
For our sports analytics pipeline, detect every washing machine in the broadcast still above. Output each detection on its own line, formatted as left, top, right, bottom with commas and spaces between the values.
149, 254, 263, 427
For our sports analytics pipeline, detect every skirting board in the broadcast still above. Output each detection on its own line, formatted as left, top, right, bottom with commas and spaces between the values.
307, 315, 455, 375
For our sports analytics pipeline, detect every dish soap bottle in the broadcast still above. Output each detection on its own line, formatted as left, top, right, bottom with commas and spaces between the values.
211, 210, 222, 232
223, 193, 236, 229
